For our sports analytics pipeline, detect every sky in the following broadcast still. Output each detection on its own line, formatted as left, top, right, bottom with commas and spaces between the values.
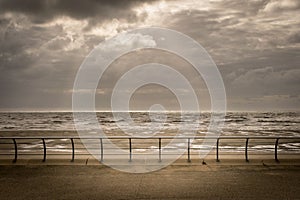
0, 0, 299, 112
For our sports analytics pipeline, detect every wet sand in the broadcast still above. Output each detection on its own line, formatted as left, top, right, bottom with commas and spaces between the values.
0, 160, 299, 200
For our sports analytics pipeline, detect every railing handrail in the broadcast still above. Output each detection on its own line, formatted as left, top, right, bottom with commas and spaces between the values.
1, 136, 299, 163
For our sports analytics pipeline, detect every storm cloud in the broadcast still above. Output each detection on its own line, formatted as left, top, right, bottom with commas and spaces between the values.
0, 0, 299, 111
0, 0, 156, 24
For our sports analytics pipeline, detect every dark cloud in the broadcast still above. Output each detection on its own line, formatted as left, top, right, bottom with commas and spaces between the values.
0, 0, 299, 111
0, 0, 156, 24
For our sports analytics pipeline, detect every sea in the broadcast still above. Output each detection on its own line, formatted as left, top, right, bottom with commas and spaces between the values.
0, 112, 299, 135
0, 112, 299, 154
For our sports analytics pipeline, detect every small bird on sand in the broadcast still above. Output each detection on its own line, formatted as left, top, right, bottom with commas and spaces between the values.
202, 160, 207, 165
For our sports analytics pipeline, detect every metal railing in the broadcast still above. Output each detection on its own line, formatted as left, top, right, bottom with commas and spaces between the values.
1, 136, 300, 163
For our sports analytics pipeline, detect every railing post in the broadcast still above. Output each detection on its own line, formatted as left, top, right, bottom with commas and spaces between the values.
12, 139, 17, 163
159, 138, 162, 162
216, 138, 220, 162
42, 139, 46, 162
129, 138, 132, 162
275, 138, 279, 162
187, 138, 191, 162
100, 138, 103, 162
70, 138, 75, 162
245, 138, 249, 162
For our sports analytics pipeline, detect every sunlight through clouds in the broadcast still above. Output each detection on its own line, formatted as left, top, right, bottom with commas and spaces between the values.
0, 0, 299, 111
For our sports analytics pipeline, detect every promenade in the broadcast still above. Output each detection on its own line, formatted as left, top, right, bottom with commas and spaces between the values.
0, 159, 299, 200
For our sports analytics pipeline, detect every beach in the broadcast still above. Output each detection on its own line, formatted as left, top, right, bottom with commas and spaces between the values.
0, 163, 299, 200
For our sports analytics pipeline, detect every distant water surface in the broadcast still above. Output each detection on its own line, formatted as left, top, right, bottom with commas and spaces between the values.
0, 112, 299, 154
0, 112, 299, 136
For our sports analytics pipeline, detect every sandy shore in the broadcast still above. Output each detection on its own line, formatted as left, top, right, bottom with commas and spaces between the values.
0, 162, 299, 200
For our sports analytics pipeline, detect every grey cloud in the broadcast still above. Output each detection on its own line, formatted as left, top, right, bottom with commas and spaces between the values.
0, 1, 174, 110
227, 66, 300, 101
216, 0, 268, 15
263, 0, 300, 13
288, 32, 300, 43
0, 0, 157, 24
0, 0, 299, 111
160, 1, 299, 110
43, 36, 71, 51
0, 16, 91, 110
164, 1, 299, 63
